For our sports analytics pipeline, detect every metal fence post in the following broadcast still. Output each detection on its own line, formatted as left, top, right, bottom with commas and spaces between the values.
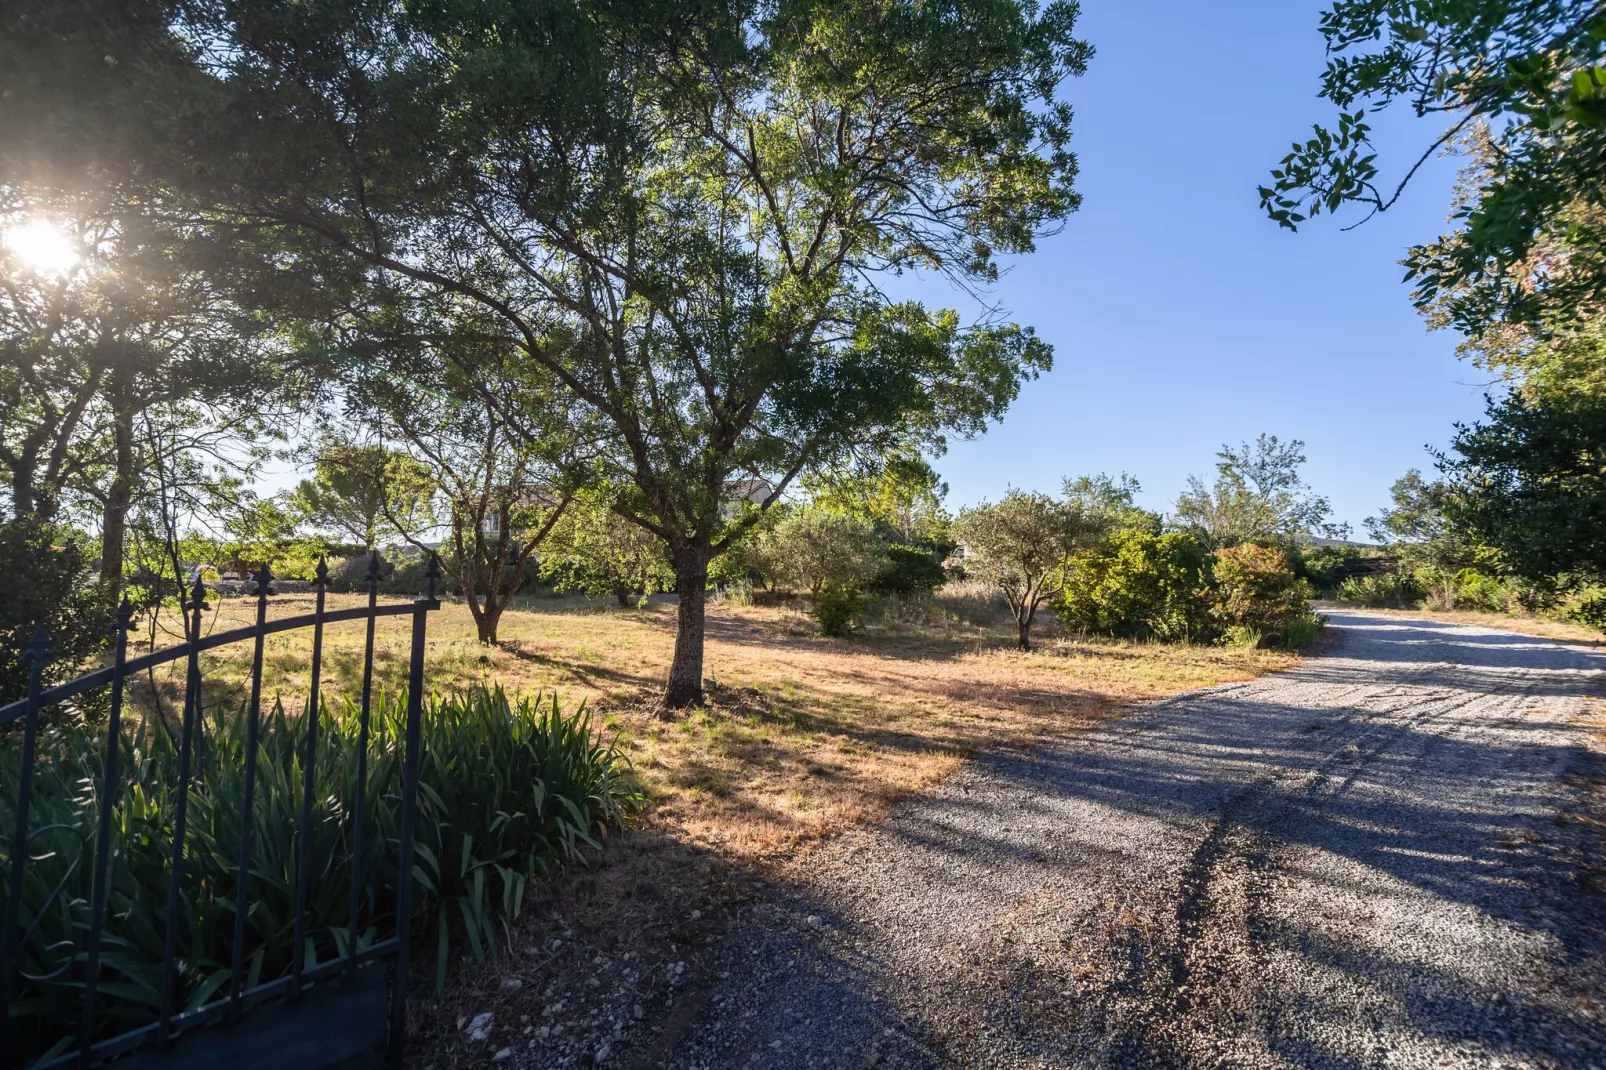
348, 552, 382, 962
387, 553, 439, 1067
80, 602, 135, 1066
157, 577, 208, 1045
228, 566, 273, 1017
289, 559, 329, 1003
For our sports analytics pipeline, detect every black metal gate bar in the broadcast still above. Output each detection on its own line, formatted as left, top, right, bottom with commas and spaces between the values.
289, 561, 330, 1002
1, 552, 442, 1070
228, 568, 274, 1016
388, 553, 439, 1063
157, 578, 209, 1044
79, 599, 135, 1067
347, 554, 382, 963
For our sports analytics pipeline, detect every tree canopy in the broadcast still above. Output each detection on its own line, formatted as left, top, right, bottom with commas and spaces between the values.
1262, 1, 1606, 336
1174, 435, 1346, 547
1440, 390, 1606, 582
145, 0, 1088, 705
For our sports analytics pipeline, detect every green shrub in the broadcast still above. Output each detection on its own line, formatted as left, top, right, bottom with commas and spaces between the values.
1336, 571, 1421, 608
1281, 612, 1325, 649
1058, 530, 1216, 641
1221, 624, 1264, 648
0, 519, 113, 707
870, 545, 948, 599
1448, 568, 1512, 613
755, 509, 886, 595
1571, 591, 1606, 631
811, 582, 867, 636
1212, 544, 1312, 635
1, 684, 642, 1064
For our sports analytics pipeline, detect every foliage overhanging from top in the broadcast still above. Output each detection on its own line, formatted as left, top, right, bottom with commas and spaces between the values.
1261, 0, 1606, 336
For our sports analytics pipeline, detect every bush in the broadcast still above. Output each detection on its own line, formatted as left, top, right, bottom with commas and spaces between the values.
1281, 612, 1325, 649
1221, 624, 1264, 648
1336, 571, 1421, 608
0, 519, 113, 707
870, 545, 948, 599
1058, 530, 1216, 641
1571, 591, 1606, 631
811, 582, 868, 637
1, 684, 643, 1063
1447, 568, 1512, 613
1213, 545, 1312, 634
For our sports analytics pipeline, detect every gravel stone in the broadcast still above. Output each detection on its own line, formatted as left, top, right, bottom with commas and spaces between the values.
669, 612, 1606, 1069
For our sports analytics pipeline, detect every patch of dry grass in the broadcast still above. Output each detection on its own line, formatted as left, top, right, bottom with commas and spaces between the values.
135, 592, 1296, 862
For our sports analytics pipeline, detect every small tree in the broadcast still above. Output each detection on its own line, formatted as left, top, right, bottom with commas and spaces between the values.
543, 490, 674, 607
370, 386, 572, 645
293, 439, 433, 551
755, 509, 887, 599
0, 518, 112, 705
954, 491, 1105, 650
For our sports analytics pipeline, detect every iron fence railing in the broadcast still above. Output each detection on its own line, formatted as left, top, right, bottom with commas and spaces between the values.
0, 552, 441, 1069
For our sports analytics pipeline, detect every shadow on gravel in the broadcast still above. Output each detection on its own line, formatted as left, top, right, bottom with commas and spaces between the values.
652, 613, 1606, 1069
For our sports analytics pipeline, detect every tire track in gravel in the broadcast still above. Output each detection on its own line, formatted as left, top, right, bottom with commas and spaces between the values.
662, 612, 1606, 1070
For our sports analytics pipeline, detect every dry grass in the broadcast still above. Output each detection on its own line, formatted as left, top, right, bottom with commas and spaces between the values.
1319, 601, 1605, 646
135, 591, 1296, 862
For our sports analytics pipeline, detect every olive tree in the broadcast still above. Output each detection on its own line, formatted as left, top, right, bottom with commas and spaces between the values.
755, 508, 886, 597
954, 490, 1106, 650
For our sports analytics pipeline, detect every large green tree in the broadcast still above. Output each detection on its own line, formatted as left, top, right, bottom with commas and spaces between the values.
1262, 1, 1606, 336
165, 0, 1086, 705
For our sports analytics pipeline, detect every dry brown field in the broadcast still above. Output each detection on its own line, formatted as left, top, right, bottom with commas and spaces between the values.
134, 590, 1297, 861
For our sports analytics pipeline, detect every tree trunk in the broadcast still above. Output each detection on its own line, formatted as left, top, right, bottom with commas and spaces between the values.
1017, 619, 1032, 651
100, 381, 135, 608
665, 543, 711, 709
614, 582, 632, 607
11, 464, 35, 521
476, 600, 501, 644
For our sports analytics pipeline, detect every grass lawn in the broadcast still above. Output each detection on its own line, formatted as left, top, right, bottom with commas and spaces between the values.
131, 590, 1297, 863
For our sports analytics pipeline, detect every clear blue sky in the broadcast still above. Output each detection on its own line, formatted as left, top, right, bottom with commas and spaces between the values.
917, 0, 1493, 536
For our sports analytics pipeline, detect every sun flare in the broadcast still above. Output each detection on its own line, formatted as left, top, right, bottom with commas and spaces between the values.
4, 218, 80, 276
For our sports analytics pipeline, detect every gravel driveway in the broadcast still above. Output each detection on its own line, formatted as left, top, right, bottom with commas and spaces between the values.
666, 611, 1606, 1069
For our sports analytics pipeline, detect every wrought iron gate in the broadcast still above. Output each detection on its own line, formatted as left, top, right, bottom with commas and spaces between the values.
0, 554, 440, 1069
